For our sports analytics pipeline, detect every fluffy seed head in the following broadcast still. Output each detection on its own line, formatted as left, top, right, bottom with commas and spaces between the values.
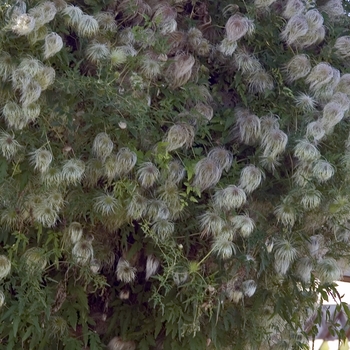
33, 203, 59, 227
0, 131, 22, 160
110, 48, 128, 66
140, 56, 161, 80
317, 258, 342, 284
295, 93, 316, 112
86, 42, 110, 63
35, 66, 55, 90
0, 52, 15, 82
0, 256, 11, 280
72, 240, 93, 265
336, 74, 350, 96
247, 69, 274, 94
20, 79, 42, 107
330, 92, 350, 112
199, 210, 225, 238
213, 185, 247, 211
319, 0, 344, 18
145, 255, 160, 280
165, 160, 186, 184
294, 140, 320, 162
192, 157, 222, 191
22, 247, 47, 273
115, 148, 137, 176
68, 222, 83, 244
234, 108, 261, 145
23, 103, 40, 122
43, 33, 63, 59
95, 12, 117, 32
274, 239, 298, 275
306, 121, 325, 142
103, 154, 119, 181
151, 219, 175, 241
29, 148, 53, 173
242, 280, 257, 297
262, 128, 288, 158
306, 62, 334, 92
293, 161, 313, 187
94, 193, 120, 216
207, 147, 233, 172
77, 15, 99, 37
305, 10, 324, 31
61, 159, 85, 185
234, 48, 262, 75
62, 5, 83, 27
218, 38, 238, 56
230, 214, 255, 238
165, 123, 195, 152
12, 14, 35, 35
194, 103, 213, 122
167, 54, 195, 88
280, 15, 309, 46
126, 193, 148, 220
225, 14, 249, 41
2, 101, 26, 130
274, 202, 296, 227
41, 167, 62, 187
116, 258, 136, 283
137, 162, 159, 188
92, 132, 113, 161
301, 187, 322, 209
29, 1, 57, 26
239, 165, 264, 194
284, 54, 311, 83
334, 36, 350, 59
295, 257, 313, 283
107, 337, 136, 350
146, 200, 170, 221
260, 114, 280, 135
321, 101, 344, 130
282, 0, 305, 19
212, 236, 236, 260
312, 160, 334, 183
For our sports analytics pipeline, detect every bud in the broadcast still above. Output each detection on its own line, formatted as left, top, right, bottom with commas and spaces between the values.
61, 159, 85, 185
0, 131, 22, 160
86, 42, 110, 63
316, 258, 342, 284
145, 255, 160, 280
238, 165, 264, 194
94, 193, 120, 216
294, 140, 320, 162
68, 222, 83, 244
225, 14, 249, 41
280, 15, 308, 46
247, 69, 274, 94
137, 162, 159, 188
43, 33, 63, 59
77, 15, 99, 37
0, 255, 11, 280
295, 93, 316, 112
199, 210, 225, 237
312, 160, 334, 183
274, 239, 298, 275
92, 132, 114, 161
242, 280, 257, 297
116, 258, 136, 283
72, 240, 93, 265
22, 247, 47, 273
29, 148, 53, 173
213, 185, 247, 211
192, 157, 222, 191
12, 14, 35, 36
207, 147, 233, 172
284, 54, 311, 83
334, 36, 350, 59
212, 236, 236, 260
274, 202, 296, 227
282, 0, 305, 19
164, 123, 195, 151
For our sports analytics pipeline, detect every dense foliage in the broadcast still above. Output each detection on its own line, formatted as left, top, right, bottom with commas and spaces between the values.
1, 0, 350, 348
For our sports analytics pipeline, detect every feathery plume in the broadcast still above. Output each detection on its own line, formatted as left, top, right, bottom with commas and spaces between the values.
238, 165, 264, 194
284, 54, 311, 83
116, 258, 136, 283
213, 185, 247, 211
137, 162, 159, 188
192, 157, 222, 191
43, 33, 63, 59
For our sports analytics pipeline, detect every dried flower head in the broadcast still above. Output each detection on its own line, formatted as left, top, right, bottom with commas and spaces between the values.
294, 140, 320, 162
317, 258, 342, 283
262, 128, 288, 158
239, 165, 264, 194
295, 93, 316, 112
280, 15, 309, 46
274, 202, 297, 227
12, 14, 36, 35
207, 147, 233, 172
334, 36, 350, 59
22, 247, 47, 273
247, 69, 274, 94
284, 54, 311, 83
234, 48, 262, 75
94, 193, 120, 216
0, 256, 11, 280
67, 222, 83, 244
92, 132, 114, 161
137, 162, 159, 188
301, 187, 322, 210
212, 236, 236, 260
164, 123, 195, 152
0, 131, 22, 160
33, 203, 59, 227
77, 15, 99, 37
72, 240, 93, 265
306, 62, 334, 92
86, 42, 110, 63
274, 239, 298, 275
282, 0, 305, 19
230, 214, 255, 238
306, 120, 325, 142
43, 33, 63, 59
127, 193, 148, 220
234, 108, 261, 145
61, 159, 85, 185
116, 258, 136, 283
213, 185, 247, 211
199, 210, 225, 238
29, 148, 53, 173
192, 157, 222, 192
312, 160, 334, 183
305, 10, 324, 31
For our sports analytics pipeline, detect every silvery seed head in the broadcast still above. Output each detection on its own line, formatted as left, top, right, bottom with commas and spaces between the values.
199, 210, 225, 238
213, 185, 247, 211
334, 36, 350, 59
61, 159, 85, 185
20, 79, 42, 107
295, 257, 313, 283
300, 188, 322, 210
274, 239, 298, 275
192, 157, 222, 192
212, 236, 236, 260
0, 52, 15, 82
94, 193, 120, 216
305, 9, 324, 31
68, 222, 83, 244
234, 108, 261, 145
282, 0, 305, 19
242, 280, 257, 297
116, 258, 136, 283
137, 162, 159, 188
306, 120, 325, 142
284, 54, 311, 83
0, 131, 22, 160
262, 128, 288, 158
147, 200, 170, 221
316, 258, 342, 284
225, 14, 249, 41
114, 148, 137, 176
77, 15, 99, 37
86, 42, 110, 63
230, 214, 255, 238
274, 202, 297, 227
33, 202, 59, 227
234, 48, 262, 75
218, 38, 238, 56
207, 147, 233, 172
72, 240, 93, 265
247, 69, 274, 94
95, 12, 117, 32
35, 66, 55, 90
238, 165, 264, 194
29, 148, 53, 173
306, 62, 334, 92
92, 132, 114, 161
295, 93, 316, 112
145, 255, 160, 280
166, 160, 186, 184
164, 123, 195, 152
294, 140, 320, 162
43, 33, 63, 59
11, 14, 35, 36
3, 101, 26, 130
22, 247, 47, 273
280, 15, 308, 46
312, 160, 334, 183
107, 337, 136, 350
126, 193, 148, 220
0, 256, 11, 280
